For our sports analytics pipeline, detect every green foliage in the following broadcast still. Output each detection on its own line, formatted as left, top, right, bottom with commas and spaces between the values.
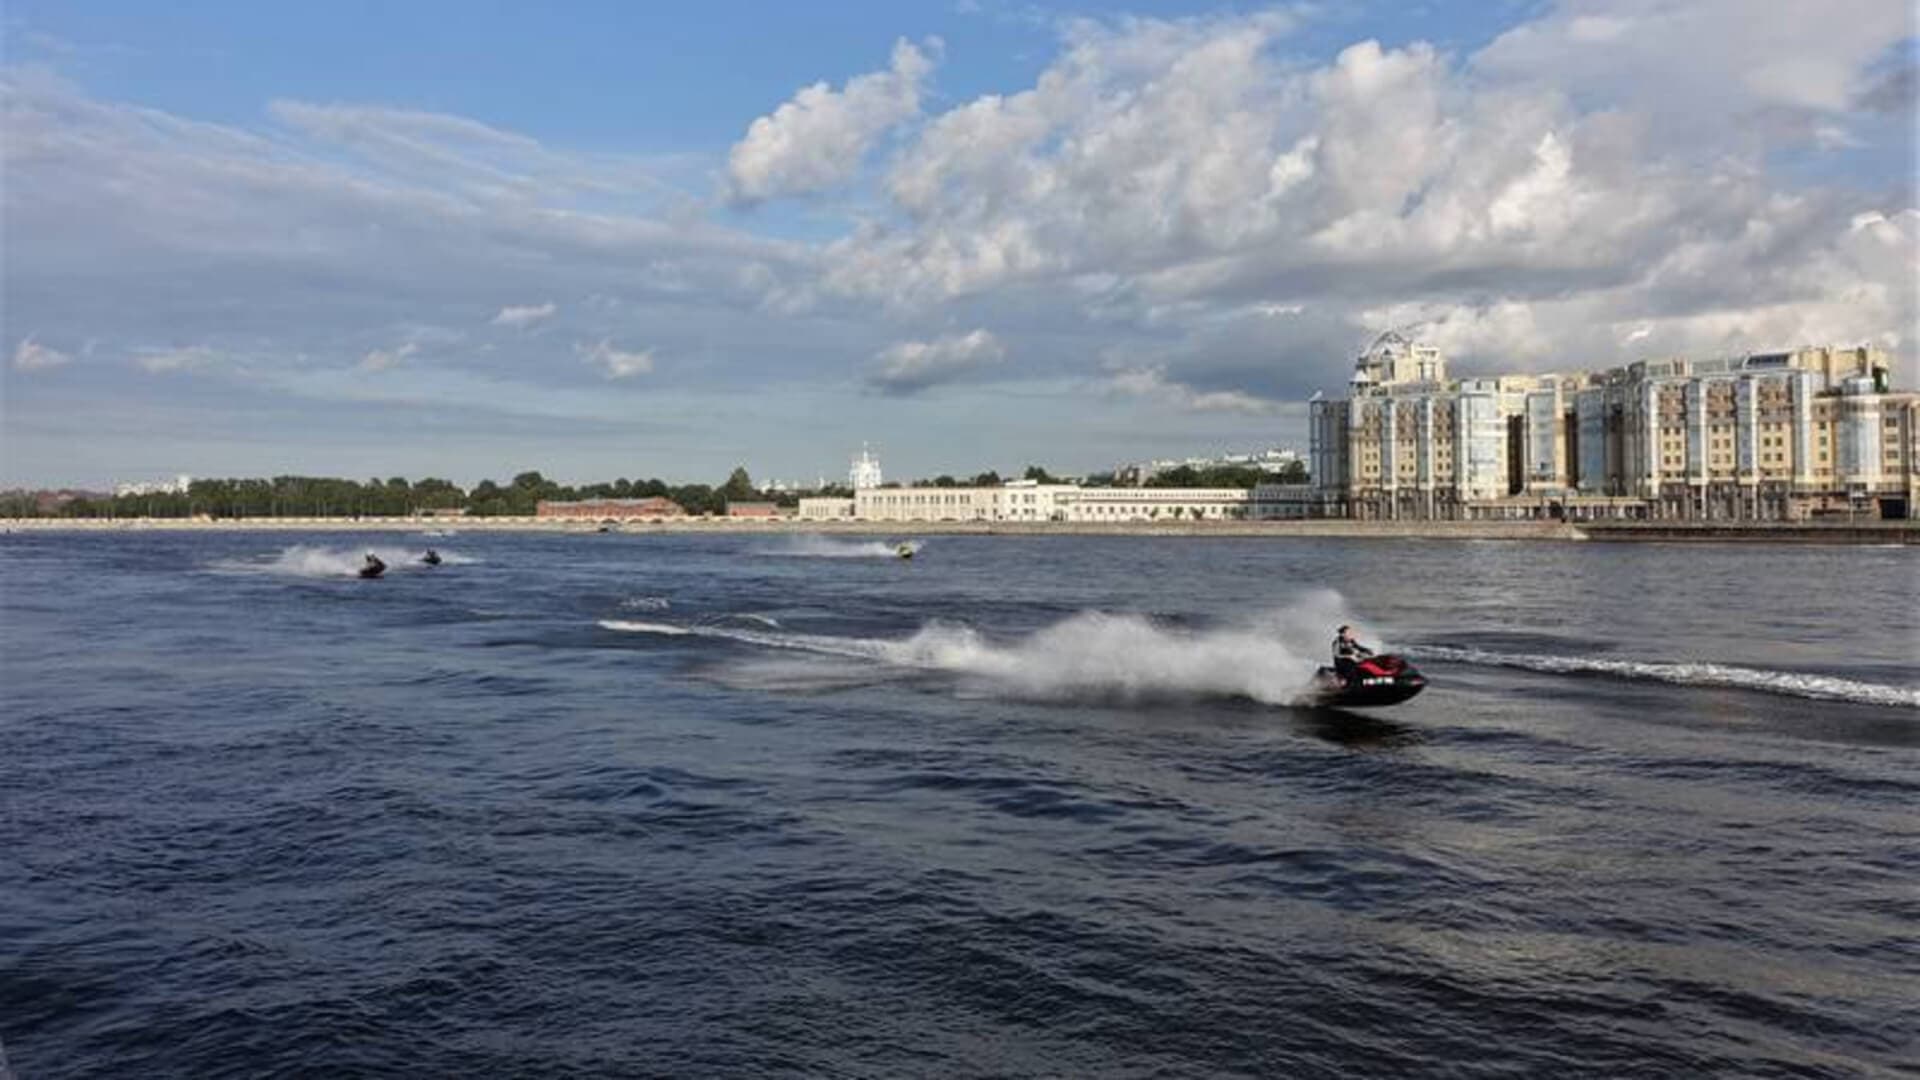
1143, 464, 1265, 490
1022, 465, 1058, 484
969, 471, 1003, 487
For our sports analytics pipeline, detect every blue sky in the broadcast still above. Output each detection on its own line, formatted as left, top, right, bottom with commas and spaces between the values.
3, 1, 1914, 489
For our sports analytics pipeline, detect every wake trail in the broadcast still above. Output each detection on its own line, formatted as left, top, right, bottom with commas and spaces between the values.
1416, 644, 1919, 709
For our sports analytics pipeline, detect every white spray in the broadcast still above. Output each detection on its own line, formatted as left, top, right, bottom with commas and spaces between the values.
758, 536, 923, 559
602, 588, 1353, 706
214, 544, 477, 579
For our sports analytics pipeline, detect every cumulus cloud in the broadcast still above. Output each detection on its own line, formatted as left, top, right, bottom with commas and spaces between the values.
358, 343, 418, 372
810, 4, 1913, 395
726, 37, 938, 203
11, 338, 71, 371
578, 339, 654, 378
491, 301, 557, 328
135, 345, 220, 374
869, 328, 1005, 392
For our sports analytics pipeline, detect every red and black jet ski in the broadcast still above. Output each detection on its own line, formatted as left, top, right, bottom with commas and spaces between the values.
1309, 654, 1427, 708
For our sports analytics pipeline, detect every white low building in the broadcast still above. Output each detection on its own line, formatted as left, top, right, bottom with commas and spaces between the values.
797, 497, 856, 520
1057, 487, 1250, 521
843, 480, 1270, 523
854, 480, 1077, 522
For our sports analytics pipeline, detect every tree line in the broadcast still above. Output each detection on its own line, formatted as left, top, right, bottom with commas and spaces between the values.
0, 468, 795, 519
1, 459, 1307, 519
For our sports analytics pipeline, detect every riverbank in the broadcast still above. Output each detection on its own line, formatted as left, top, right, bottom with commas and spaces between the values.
6, 516, 1916, 543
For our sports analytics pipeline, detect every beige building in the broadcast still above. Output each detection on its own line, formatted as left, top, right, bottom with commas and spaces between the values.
1311, 336, 1916, 521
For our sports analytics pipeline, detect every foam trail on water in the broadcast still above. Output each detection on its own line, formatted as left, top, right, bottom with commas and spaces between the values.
214, 544, 475, 578
601, 589, 1350, 706
759, 535, 922, 559
604, 619, 693, 636
1418, 644, 1920, 709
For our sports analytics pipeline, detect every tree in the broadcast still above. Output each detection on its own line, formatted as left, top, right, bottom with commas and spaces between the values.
1149, 465, 1202, 488
1023, 465, 1058, 484
970, 471, 1002, 487
1276, 459, 1310, 484
720, 466, 758, 502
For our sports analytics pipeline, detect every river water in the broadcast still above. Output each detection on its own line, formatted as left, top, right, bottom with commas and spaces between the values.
2, 530, 1915, 1077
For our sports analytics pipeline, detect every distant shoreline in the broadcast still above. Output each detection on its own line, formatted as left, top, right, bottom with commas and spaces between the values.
4, 517, 1915, 544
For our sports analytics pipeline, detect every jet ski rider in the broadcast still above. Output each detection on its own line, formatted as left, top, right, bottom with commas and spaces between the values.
1332, 625, 1373, 683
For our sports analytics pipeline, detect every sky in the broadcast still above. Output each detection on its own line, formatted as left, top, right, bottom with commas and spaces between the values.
3, 0, 1916, 489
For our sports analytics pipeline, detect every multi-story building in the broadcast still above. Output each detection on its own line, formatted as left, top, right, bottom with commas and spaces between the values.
1311, 336, 1915, 521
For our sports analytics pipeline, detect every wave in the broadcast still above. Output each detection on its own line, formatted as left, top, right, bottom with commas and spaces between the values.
1416, 644, 1920, 709
758, 535, 921, 559
214, 544, 476, 579
601, 591, 1352, 706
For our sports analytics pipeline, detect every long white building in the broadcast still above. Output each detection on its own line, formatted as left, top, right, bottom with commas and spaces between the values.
843, 481, 1255, 523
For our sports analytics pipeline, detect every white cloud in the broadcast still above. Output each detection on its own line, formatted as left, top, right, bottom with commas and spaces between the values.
491, 301, 557, 328
726, 38, 938, 203
805, 6, 1912, 397
869, 328, 1005, 392
135, 345, 220, 374
578, 339, 654, 378
1473, 0, 1912, 140
11, 338, 71, 371
1104, 364, 1278, 415
358, 343, 418, 372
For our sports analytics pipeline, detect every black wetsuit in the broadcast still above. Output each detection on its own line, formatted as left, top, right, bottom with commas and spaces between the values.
1333, 636, 1373, 682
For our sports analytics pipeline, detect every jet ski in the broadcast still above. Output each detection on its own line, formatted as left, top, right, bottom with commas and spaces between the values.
359, 554, 386, 579
1309, 654, 1426, 707
421, 549, 442, 566
896, 543, 915, 560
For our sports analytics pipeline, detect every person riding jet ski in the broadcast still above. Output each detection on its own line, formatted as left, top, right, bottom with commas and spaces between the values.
360, 552, 386, 579
421, 548, 442, 566
1332, 625, 1373, 684
1311, 625, 1427, 707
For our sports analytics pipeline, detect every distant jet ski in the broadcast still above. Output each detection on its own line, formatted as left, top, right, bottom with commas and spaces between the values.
1308, 654, 1426, 707
421, 549, 442, 566
359, 554, 387, 579
896, 543, 915, 560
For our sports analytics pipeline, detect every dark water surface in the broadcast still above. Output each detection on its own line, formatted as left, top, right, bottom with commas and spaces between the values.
3, 530, 1916, 1078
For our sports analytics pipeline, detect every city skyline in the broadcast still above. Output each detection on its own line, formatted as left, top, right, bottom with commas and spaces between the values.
4, 1, 1915, 488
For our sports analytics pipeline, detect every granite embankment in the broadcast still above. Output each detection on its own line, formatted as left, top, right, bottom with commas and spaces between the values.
5, 517, 1916, 542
